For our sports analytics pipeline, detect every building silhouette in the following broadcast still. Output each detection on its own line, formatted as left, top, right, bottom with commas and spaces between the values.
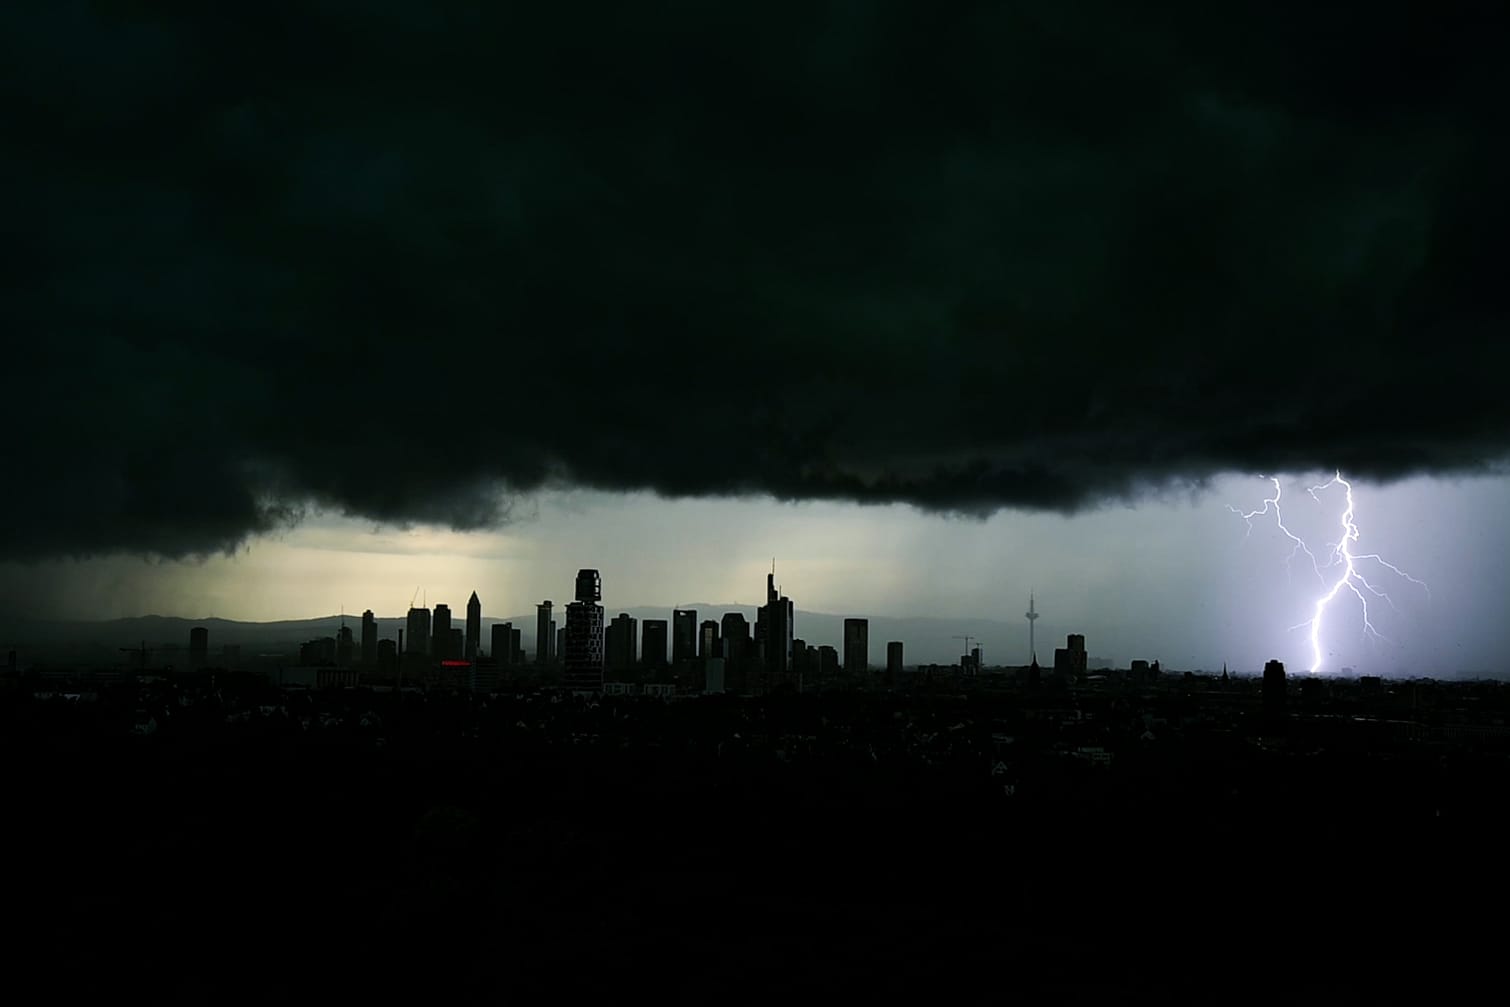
1054, 634, 1087, 678
721, 612, 751, 690
465, 591, 481, 662
755, 570, 794, 693
1263, 659, 1287, 718
449, 627, 463, 662
607, 613, 638, 672
189, 627, 208, 669
792, 639, 810, 683
843, 618, 869, 677
699, 619, 720, 660
376, 638, 397, 677
887, 641, 903, 684
555, 625, 564, 664
642, 619, 668, 669
536, 602, 553, 665
430, 604, 453, 661
817, 645, 838, 680
564, 569, 605, 693
406, 607, 431, 655
336, 622, 354, 666
672, 609, 697, 665
360, 610, 377, 666
492, 622, 513, 666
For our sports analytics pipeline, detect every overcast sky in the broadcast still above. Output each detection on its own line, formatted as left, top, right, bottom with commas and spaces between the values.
4, 472, 1504, 676
4, 3, 1507, 676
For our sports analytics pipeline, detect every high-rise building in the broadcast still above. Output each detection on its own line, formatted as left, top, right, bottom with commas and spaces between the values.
377, 639, 397, 678
607, 613, 638, 672
792, 639, 809, 685
189, 627, 208, 669
536, 602, 553, 665
406, 607, 431, 654
1263, 659, 1287, 717
510, 627, 522, 664
817, 645, 839, 680
449, 627, 463, 661
756, 570, 794, 693
555, 625, 564, 663
672, 609, 697, 665
699, 619, 720, 660
492, 622, 513, 666
432, 604, 453, 660
887, 641, 904, 684
843, 618, 869, 676
360, 610, 377, 666
564, 569, 605, 693
465, 591, 481, 662
336, 623, 354, 666
721, 612, 751, 691
1054, 633, 1088, 678
643, 619, 669, 669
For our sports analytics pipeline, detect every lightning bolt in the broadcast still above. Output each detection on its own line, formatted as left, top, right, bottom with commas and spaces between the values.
1227, 476, 1324, 585
1234, 471, 1430, 674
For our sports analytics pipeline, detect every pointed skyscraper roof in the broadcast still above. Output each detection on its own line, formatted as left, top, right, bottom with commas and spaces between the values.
469, 590, 480, 605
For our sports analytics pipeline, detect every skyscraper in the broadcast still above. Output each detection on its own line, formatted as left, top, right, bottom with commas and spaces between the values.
607, 613, 638, 672
887, 641, 904, 684
360, 610, 377, 666
536, 602, 553, 665
465, 591, 481, 662
336, 622, 354, 666
721, 612, 750, 692
699, 619, 720, 660
431, 604, 453, 660
843, 618, 869, 676
642, 619, 668, 669
406, 607, 431, 654
672, 609, 697, 665
1263, 659, 1287, 718
756, 569, 794, 693
492, 622, 513, 666
1053, 633, 1087, 678
564, 569, 605, 693
189, 627, 208, 669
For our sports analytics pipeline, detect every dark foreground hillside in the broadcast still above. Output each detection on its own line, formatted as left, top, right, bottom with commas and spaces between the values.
8, 687, 1508, 1003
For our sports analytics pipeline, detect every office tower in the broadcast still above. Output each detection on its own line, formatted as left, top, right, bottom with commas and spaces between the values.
536, 602, 553, 664
672, 609, 697, 665
406, 607, 431, 654
887, 641, 903, 683
510, 627, 522, 664
843, 618, 869, 676
643, 619, 669, 669
756, 568, 794, 692
555, 625, 564, 663
791, 639, 809, 685
492, 622, 513, 666
564, 569, 605, 693
817, 645, 838, 680
1263, 659, 1287, 717
189, 627, 208, 669
465, 591, 481, 661
699, 619, 720, 659
377, 639, 397, 678
1054, 633, 1088, 678
360, 610, 377, 666
705, 658, 726, 694
607, 613, 638, 672
336, 623, 354, 666
432, 604, 453, 660
449, 628, 463, 661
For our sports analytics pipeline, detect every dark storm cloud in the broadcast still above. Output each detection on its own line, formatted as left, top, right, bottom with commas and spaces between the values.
4, 0, 1506, 558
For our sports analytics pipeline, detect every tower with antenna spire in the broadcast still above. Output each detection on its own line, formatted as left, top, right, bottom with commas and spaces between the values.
1025, 592, 1040, 664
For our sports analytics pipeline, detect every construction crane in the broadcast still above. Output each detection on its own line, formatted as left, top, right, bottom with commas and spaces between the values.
952, 634, 975, 656
119, 641, 154, 671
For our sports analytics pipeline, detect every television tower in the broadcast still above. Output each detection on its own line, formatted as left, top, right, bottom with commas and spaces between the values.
1024, 592, 1039, 664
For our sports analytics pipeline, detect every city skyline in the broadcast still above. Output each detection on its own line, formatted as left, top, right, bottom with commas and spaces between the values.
4, 472, 1504, 676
